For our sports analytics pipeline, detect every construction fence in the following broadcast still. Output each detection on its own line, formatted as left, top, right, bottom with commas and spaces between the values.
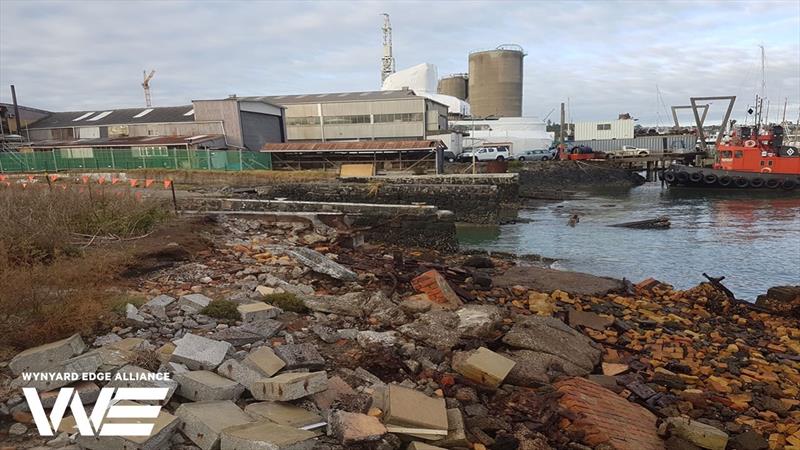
0, 148, 272, 173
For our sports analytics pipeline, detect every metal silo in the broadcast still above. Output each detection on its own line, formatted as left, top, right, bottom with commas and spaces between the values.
438, 74, 469, 101
468, 45, 525, 117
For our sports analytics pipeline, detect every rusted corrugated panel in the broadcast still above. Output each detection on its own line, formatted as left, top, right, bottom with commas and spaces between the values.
262, 140, 445, 152
30, 134, 223, 148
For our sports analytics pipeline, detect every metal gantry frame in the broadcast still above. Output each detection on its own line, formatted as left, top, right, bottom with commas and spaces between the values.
671, 104, 709, 129
689, 96, 736, 153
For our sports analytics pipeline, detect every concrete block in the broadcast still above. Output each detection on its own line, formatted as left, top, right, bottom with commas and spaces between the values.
70, 401, 178, 450
141, 294, 176, 319
384, 384, 448, 431
106, 365, 178, 405
178, 293, 213, 314
171, 333, 231, 370
273, 343, 324, 370
211, 327, 263, 346
251, 371, 328, 401
239, 320, 284, 339
327, 410, 386, 445
126, 303, 149, 327
245, 401, 323, 428
312, 376, 355, 411
35, 381, 99, 409
218, 359, 264, 391
665, 417, 729, 450
238, 302, 281, 322
220, 421, 316, 450
175, 400, 254, 450
176, 370, 244, 402
453, 347, 515, 388
244, 347, 286, 377
9, 333, 86, 376
11, 351, 102, 391
437, 408, 469, 447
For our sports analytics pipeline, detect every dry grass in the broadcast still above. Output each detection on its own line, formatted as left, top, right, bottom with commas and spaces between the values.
0, 186, 171, 351
128, 168, 335, 187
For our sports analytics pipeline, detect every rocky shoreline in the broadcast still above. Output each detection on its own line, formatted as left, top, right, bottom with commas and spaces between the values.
1, 214, 798, 450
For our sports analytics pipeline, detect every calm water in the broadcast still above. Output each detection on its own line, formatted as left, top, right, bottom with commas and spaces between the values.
459, 184, 800, 300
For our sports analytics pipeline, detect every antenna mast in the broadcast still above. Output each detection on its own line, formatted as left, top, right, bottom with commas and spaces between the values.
759, 45, 766, 100
142, 69, 156, 107
380, 13, 395, 84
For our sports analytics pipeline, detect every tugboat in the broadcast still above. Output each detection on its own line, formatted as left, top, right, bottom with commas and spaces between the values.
662, 122, 800, 190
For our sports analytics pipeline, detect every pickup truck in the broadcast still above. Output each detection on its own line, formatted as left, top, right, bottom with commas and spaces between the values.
607, 146, 650, 158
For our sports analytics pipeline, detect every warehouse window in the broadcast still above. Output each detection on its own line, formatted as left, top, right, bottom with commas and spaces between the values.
596, 123, 612, 131
132, 146, 169, 157
374, 113, 423, 123
286, 116, 321, 126
323, 115, 371, 125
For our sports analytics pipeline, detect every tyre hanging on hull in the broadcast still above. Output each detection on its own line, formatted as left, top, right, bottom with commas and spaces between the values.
689, 172, 703, 183
749, 178, 765, 188
782, 179, 797, 190
676, 171, 689, 183
718, 176, 732, 187
704, 174, 718, 184
734, 177, 749, 188
765, 178, 780, 189
663, 172, 676, 183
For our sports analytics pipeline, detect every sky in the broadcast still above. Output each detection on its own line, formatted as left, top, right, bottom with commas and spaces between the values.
1, 0, 798, 126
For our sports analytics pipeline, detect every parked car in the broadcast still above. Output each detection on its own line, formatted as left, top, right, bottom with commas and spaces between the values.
567, 145, 605, 160
458, 146, 510, 162
442, 151, 457, 163
516, 149, 555, 161
607, 145, 650, 158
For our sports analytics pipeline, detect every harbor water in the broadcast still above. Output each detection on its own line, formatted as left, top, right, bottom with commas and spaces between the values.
458, 184, 800, 300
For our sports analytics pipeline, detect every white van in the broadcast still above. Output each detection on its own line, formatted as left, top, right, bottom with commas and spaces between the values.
458, 146, 510, 162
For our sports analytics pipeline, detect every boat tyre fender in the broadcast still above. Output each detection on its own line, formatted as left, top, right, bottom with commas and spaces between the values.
744, 140, 757, 148
765, 178, 780, 189
689, 172, 703, 183
782, 179, 797, 190
663, 172, 676, 183
718, 176, 732, 186
676, 171, 689, 183
734, 177, 749, 188
704, 174, 718, 184
749, 178, 765, 188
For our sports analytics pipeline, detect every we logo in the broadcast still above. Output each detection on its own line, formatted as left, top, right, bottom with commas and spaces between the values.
23, 387, 168, 436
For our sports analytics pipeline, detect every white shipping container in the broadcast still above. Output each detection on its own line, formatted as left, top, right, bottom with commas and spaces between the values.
574, 120, 634, 140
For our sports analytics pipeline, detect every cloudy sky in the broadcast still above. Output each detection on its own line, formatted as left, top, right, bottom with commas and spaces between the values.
1, 0, 798, 125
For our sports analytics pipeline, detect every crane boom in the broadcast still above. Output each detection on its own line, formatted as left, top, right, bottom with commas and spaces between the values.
142, 69, 156, 107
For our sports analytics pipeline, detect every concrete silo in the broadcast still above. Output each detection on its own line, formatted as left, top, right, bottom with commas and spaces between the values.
438, 74, 469, 101
468, 45, 525, 117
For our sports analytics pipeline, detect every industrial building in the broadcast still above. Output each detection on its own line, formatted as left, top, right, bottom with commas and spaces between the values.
467, 46, 525, 118
0, 103, 50, 135
24, 96, 286, 152
574, 119, 635, 140
451, 117, 553, 155
246, 89, 450, 142
438, 74, 469, 101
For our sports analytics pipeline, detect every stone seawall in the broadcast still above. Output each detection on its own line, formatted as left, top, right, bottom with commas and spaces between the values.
516, 161, 645, 196
252, 174, 519, 224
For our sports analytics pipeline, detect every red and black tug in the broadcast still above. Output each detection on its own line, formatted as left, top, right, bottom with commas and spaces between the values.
662, 124, 800, 190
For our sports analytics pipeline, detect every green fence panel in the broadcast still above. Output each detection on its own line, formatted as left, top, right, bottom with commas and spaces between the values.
0, 148, 272, 173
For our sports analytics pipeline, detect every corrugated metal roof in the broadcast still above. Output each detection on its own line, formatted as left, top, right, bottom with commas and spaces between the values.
262, 140, 446, 152
30, 134, 223, 148
240, 90, 419, 105
28, 105, 196, 129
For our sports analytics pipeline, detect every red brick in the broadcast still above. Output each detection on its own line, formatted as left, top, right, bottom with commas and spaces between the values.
410, 270, 462, 309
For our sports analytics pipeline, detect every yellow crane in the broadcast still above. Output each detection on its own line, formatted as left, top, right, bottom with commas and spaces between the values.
142, 69, 156, 107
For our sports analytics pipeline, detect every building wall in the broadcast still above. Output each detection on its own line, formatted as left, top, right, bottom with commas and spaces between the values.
575, 119, 634, 140
282, 98, 449, 142
193, 99, 244, 147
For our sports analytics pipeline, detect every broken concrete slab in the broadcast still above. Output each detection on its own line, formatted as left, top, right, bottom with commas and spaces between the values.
436, 408, 469, 448
665, 417, 729, 450
312, 375, 356, 412
502, 316, 601, 373
175, 370, 245, 401
243, 346, 286, 377
70, 401, 179, 450
239, 319, 284, 339
170, 333, 231, 370
568, 307, 615, 331
9, 333, 87, 376
273, 343, 325, 370
210, 327, 263, 346
238, 302, 281, 322
282, 246, 357, 281
384, 384, 448, 432
34, 381, 100, 409
245, 401, 323, 428
178, 293, 213, 314
398, 310, 461, 350
407, 442, 446, 450
504, 349, 593, 387
12, 351, 102, 391
220, 421, 317, 450
356, 330, 399, 348
453, 347, 515, 388
456, 305, 502, 338
218, 359, 264, 391
106, 365, 178, 405
411, 270, 462, 309
126, 303, 150, 327
327, 410, 386, 445
493, 265, 624, 296
141, 294, 175, 320
175, 400, 255, 450
251, 371, 328, 401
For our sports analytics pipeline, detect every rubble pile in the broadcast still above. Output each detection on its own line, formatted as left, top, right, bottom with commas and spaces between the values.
1, 215, 798, 450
